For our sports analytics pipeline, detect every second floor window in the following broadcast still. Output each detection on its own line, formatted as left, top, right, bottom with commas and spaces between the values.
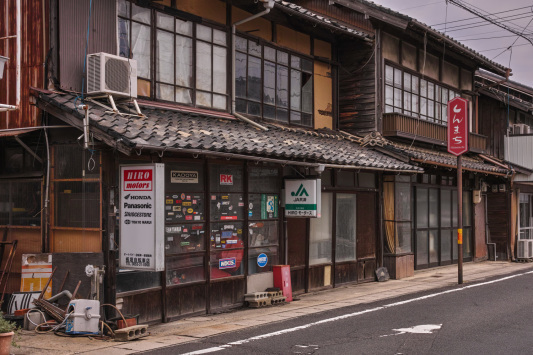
385, 64, 459, 125
118, 0, 228, 110
236, 37, 313, 127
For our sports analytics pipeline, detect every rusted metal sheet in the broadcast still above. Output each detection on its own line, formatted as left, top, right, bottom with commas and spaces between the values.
59, 0, 117, 92
0, 0, 48, 129
293, 0, 374, 34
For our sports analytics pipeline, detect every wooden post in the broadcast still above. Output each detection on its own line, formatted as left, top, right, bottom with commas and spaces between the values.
457, 155, 463, 285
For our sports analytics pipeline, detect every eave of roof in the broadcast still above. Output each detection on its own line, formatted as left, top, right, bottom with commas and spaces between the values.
335, 1, 509, 77
273, 0, 373, 41
31, 88, 422, 173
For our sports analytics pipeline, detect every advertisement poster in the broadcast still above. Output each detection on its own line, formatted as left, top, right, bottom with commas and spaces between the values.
284, 179, 321, 218
119, 164, 165, 271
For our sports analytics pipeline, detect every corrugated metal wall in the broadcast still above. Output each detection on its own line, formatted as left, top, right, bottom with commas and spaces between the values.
59, 0, 117, 92
505, 135, 533, 182
0, 0, 48, 129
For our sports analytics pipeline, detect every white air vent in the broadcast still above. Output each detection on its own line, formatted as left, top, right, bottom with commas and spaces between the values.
87, 53, 137, 98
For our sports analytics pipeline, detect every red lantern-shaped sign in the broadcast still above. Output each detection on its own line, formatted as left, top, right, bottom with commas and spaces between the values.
447, 97, 469, 156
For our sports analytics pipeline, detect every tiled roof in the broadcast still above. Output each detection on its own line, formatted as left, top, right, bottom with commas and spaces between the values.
353, 1, 509, 76
32, 89, 421, 172
387, 141, 511, 175
354, 131, 512, 175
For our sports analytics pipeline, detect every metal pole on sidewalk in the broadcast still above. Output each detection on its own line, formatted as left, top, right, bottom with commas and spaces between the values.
458, 155, 463, 284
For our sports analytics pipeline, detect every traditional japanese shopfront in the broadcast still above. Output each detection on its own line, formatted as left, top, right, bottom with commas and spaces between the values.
33, 88, 421, 323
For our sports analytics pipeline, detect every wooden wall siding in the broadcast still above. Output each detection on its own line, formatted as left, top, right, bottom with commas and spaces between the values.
0, 0, 47, 129
59, 0, 116, 92
357, 259, 376, 282
474, 195, 488, 260
486, 192, 510, 261
383, 254, 414, 279
334, 262, 358, 285
383, 113, 488, 153
290, 267, 306, 294
166, 284, 206, 319
209, 278, 245, 311
356, 192, 377, 259
478, 96, 506, 160
338, 44, 376, 133
0, 227, 41, 294
121, 290, 163, 324
308, 265, 331, 289
292, 0, 374, 33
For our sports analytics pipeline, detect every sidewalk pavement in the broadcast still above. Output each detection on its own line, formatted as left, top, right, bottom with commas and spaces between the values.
13, 261, 533, 354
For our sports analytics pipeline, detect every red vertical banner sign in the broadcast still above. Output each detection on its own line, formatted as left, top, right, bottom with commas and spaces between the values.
447, 97, 469, 156
447, 97, 469, 285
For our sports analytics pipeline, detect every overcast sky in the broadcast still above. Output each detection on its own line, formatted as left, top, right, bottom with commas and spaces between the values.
373, 0, 533, 86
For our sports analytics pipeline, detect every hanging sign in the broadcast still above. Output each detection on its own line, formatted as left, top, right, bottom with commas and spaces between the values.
284, 179, 321, 218
447, 97, 469, 156
120, 164, 165, 271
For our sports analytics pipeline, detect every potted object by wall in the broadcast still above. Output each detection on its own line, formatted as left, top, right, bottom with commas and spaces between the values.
0, 312, 16, 355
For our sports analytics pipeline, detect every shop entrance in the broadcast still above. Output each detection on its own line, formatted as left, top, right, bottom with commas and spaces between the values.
287, 218, 308, 294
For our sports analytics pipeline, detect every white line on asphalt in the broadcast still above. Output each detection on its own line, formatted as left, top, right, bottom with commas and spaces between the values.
181, 270, 533, 355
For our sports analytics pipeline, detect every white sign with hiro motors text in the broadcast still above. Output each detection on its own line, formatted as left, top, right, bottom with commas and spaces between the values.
285, 179, 321, 218
119, 164, 164, 271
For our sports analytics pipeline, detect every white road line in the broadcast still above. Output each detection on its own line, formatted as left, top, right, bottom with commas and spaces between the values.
181, 270, 533, 355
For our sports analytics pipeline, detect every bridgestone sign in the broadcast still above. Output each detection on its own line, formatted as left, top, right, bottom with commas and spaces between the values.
120, 164, 165, 271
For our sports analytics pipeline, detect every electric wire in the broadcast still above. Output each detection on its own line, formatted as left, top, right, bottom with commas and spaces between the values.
430, 5, 533, 27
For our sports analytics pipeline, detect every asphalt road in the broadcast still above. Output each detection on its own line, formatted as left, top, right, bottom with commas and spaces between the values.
144, 271, 533, 355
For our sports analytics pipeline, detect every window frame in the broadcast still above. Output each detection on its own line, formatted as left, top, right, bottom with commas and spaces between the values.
118, 0, 229, 110
235, 34, 315, 128
385, 62, 460, 125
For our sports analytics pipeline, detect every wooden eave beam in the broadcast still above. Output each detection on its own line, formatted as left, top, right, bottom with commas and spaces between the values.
35, 100, 133, 156
329, 0, 409, 30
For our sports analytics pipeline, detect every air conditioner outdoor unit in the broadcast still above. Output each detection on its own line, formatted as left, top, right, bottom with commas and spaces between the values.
517, 239, 533, 259
513, 123, 528, 135
87, 53, 137, 98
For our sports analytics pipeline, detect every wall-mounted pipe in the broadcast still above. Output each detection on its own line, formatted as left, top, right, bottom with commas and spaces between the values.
484, 194, 497, 261
16, 0, 21, 108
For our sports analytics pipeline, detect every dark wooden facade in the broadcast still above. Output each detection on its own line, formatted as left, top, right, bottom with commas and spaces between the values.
338, 43, 376, 133
0, 0, 48, 129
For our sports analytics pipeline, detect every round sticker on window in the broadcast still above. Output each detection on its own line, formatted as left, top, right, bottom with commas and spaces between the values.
257, 253, 268, 268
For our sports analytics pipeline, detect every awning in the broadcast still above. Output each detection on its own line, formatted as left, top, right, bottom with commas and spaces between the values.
31, 88, 422, 174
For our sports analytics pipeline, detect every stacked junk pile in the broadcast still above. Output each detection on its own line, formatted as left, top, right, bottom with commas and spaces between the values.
1, 248, 148, 342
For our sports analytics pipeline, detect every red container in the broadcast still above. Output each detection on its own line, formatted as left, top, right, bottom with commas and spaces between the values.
273, 265, 292, 302
118, 318, 137, 329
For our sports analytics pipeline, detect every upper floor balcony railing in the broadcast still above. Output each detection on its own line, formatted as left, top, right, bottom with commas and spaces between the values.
383, 113, 487, 154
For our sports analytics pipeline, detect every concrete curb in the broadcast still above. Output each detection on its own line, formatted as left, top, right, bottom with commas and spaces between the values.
14, 261, 533, 354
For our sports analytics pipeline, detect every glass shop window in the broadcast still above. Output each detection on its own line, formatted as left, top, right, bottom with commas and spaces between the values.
209, 164, 245, 279
309, 192, 333, 265
164, 162, 206, 286
52, 146, 101, 229
248, 166, 280, 275
0, 180, 42, 227
209, 223, 245, 279
335, 194, 356, 262
384, 175, 412, 254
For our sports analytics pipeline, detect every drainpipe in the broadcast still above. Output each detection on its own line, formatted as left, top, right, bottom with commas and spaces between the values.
16, 0, 21, 108
231, 1, 273, 131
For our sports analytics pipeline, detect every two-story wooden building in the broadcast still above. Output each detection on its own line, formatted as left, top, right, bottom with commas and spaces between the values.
1, 0, 519, 324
